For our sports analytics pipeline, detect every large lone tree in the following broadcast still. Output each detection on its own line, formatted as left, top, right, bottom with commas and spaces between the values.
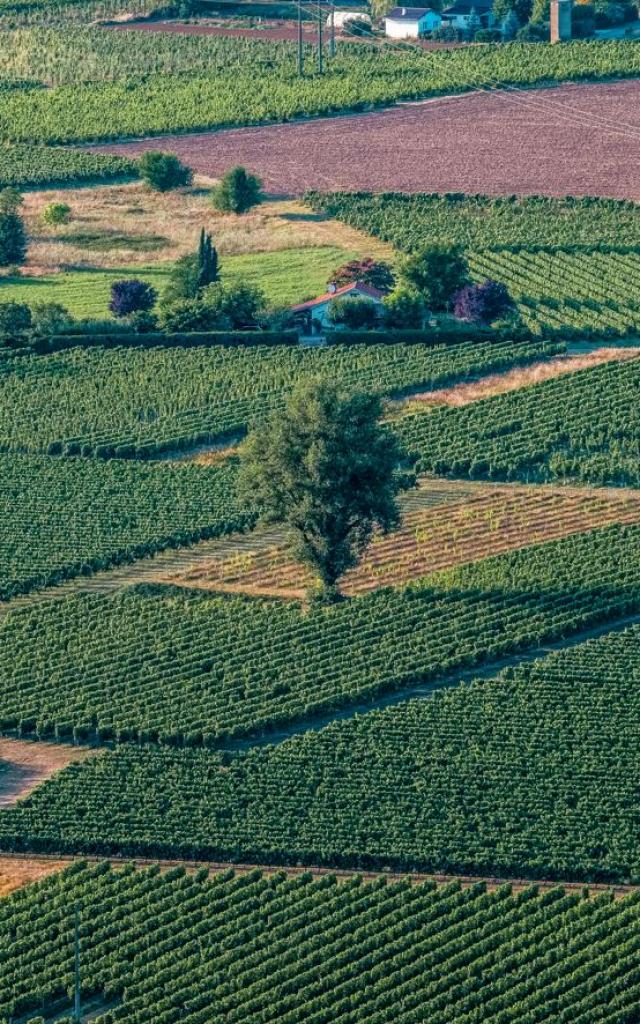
238, 379, 413, 600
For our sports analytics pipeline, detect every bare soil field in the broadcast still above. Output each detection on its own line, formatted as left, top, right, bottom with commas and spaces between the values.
158, 481, 640, 598
94, 80, 640, 198
0, 738, 96, 809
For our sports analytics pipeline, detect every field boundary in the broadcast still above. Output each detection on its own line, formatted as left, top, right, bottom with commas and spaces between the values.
1, 852, 635, 899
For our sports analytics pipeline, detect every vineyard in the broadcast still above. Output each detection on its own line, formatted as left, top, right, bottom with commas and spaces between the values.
0, 143, 136, 189
167, 483, 640, 598
395, 356, 640, 486
2, 863, 640, 1024
5, 618, 640, 880
308, 192, 640, 335
0, 36, 640, 148
0, 455, 250, 600
0, 339, 559, 459
2, 521, 640, 745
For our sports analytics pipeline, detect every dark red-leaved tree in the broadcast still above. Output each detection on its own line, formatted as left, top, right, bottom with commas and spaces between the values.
453, 280, 514, 324
329, 258, 395, 294
109, 280, 158, 319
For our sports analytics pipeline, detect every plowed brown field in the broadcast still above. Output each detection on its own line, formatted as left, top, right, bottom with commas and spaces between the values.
94, 79, 640, 198
159, 481, 640, 599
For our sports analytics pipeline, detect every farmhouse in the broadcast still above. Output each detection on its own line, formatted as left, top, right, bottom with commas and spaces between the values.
384, 6, 442, 38
290, 281, 385, 332
441, 0, 495, 29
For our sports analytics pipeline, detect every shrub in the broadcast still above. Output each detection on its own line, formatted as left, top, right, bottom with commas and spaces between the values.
452, 280, 515, 324
327, 296, 380, 330
328, 258, 395, 294
0, 301, 31, 345
42, 202, 71, 226
30, 302, 74, 337
109, 280, 158, 319
158, 298, 210, 333
210, 167, 263, 215
139, 151, 193, 192
201, 280, 266, 329
382, 289, 425, 329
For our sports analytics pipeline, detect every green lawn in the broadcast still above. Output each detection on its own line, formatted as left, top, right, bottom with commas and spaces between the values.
0, 246, 354, 319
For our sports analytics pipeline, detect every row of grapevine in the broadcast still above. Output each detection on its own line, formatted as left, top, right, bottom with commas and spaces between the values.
0, 339, 561, 459
395, 356, 640, 487
2, 521, 640, 745
469, 249, 640, 335
305, 191, 640, 252
0, 454, 251, 600
2, 862, 639, 1024
5, 617, 640, 879
0, 143, 136, 189
2, 37, 640, 144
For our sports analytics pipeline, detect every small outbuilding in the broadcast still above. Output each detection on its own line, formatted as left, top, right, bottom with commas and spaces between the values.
290, 281, 385, 334
327, 10, 373, 29
384, 6, 442, 38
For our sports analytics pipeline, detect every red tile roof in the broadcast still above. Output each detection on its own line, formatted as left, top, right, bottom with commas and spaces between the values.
290, 281, 385, 312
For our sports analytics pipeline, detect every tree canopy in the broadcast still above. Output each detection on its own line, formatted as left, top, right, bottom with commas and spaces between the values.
238, 379, 413, 600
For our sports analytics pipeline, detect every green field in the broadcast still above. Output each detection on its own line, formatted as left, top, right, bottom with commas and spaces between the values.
0, 246, 356, 316
5, 612, 640, 883
0, 338, 559, 457
1, 34, 640, 147
0, 454, 249, 600
3, 862, 640, 1024
1, 520, 640, 748
395, 356, 640, 487
308, 193, 640, 337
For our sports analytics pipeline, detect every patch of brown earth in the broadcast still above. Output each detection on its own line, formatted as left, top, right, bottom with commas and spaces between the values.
0, 738, 97, 809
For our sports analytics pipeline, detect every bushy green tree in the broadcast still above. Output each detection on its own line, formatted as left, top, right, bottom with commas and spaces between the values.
238, 379, 413, 600
328, 258, 395, 294
0, 188, 27, 267
210, 167, 263, 215
0, 302, 31, 345
401, 245, 469, 312
382, 289, 426, 329
139, 151, 193, 192
159, 280, 266, 332
42, 202, 71, 226
327, 296, 380, 330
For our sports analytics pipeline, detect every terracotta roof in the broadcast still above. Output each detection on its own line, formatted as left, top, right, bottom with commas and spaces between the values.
290, 281, 385, 312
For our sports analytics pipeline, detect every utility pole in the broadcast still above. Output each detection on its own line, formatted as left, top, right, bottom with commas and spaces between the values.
329, 5, 336, 59
73, 907, 81, 1024
317, 0, 324, 74
297, 0, 304, 76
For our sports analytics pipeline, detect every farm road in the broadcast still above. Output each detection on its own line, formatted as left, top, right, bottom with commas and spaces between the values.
94, 79, 640, 199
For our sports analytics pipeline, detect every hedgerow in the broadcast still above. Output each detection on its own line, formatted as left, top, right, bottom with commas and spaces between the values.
1, 521, 640, 745
2, 862, 640, 1024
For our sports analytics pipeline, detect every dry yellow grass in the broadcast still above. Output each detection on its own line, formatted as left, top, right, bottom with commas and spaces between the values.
157, 480, 640, 599
404, 347, 640, 409
0, 737, 97, 808
16, 187, 392, 276
0, 857, 67, 898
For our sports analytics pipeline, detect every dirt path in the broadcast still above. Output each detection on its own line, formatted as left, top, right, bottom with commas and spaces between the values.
402, 347, 640, 408
0, 855, 67, 897
0, 738, 97, 809
0, 851, 634, 899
